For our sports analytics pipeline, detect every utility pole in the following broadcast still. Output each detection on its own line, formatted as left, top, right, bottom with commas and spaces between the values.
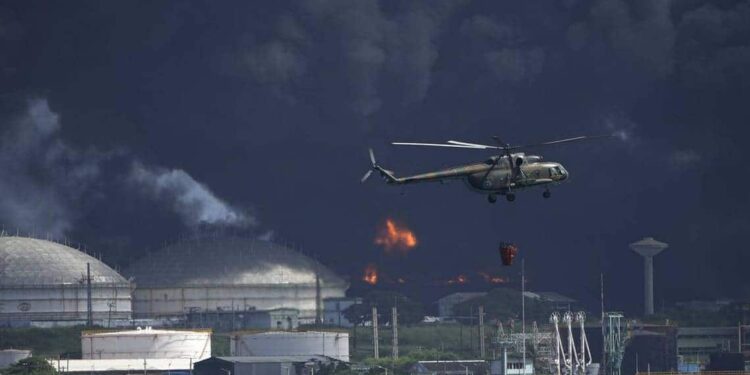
479, 305, 486, 358
315, 270, 322, 325
86, 263, 93, 327
372, 306, 379, 359
601, 273, 606, 368
521, 258, 526, 375
392, 306, 399, 359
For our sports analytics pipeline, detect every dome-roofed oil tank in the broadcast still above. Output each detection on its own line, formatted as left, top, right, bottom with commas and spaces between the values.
125, 237, 348, 323
0, 236, 132, 326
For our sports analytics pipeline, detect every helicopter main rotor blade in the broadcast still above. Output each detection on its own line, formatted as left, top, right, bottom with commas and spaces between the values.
509, 134, 613, 150
446, 140, 502, 149
391, 142, 497, 149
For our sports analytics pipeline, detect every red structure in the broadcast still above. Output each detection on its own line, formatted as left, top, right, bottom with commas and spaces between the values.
499, 243, 518, 266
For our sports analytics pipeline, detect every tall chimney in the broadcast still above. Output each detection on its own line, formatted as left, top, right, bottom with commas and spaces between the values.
629, 237, 668, 315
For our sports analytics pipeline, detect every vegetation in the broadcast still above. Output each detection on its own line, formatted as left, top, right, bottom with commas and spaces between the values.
0, 326, 83, 358
1, 357, 57, 375
343, 291, 425, 326
643, 302, 749, 326
453, 287, 558, 323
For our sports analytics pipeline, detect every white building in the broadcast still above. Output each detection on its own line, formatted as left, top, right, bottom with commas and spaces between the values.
0, 236, 131, 326
125, 237, 348, 323
230, 331, 350, 362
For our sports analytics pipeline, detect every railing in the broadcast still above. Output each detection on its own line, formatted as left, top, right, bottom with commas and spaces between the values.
637, 372, 750, 375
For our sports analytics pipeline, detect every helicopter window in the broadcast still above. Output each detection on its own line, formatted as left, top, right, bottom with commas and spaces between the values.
549, 168, 558, 177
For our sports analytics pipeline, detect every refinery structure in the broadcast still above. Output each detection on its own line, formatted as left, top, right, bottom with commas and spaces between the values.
1, 232, 748, 375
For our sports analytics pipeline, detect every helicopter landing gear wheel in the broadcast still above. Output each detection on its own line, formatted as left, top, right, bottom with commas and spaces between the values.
506, 193, 516, 202
488, 194, 497, 204
543, 189, 551, 199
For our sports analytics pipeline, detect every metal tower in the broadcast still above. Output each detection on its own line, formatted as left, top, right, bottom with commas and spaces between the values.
603, 312, 627, 375
629, 237, 668, 315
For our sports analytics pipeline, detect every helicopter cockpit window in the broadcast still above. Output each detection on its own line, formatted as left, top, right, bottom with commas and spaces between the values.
549, 168, 558, 177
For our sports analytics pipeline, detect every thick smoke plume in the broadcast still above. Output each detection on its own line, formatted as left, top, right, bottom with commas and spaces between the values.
128, 162, 255, 228
0, 98, 257, 237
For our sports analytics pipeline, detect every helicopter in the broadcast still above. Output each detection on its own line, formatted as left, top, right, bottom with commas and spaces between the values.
361, 135, 611, 203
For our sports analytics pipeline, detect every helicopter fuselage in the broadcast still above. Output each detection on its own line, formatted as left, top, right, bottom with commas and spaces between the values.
464, 161, 569, 193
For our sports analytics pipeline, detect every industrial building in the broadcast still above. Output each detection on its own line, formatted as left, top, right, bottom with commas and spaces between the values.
677, 326, 748, 368
50, 358, 193, 374
411, 360, 488, 375
81, 327, 211, 360
230, 331, 350, 362
0, 236, 132, 326
194, 356, 338, 375
186, 308, 300, 331
323, 297, 362, 327
125, 237, 348, 323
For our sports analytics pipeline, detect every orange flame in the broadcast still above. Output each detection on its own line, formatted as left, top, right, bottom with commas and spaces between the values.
363, 264, 378, 285
479, 272, 507, 284
447, 274, 468, 285
375, 219, 417, 253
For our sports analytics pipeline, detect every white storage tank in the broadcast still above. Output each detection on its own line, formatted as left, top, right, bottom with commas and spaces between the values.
230, 331, 349, 362
0, 236, 132, 325
82, 327, 211, 360
0, 349, 31, 369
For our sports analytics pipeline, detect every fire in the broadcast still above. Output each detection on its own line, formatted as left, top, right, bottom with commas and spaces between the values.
363, 264, 378, 285
375, 219, 417, 253
478, 272, 507, 284
447, 274, 468, 285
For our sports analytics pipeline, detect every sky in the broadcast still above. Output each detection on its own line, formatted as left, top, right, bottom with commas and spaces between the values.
1, 0, 749, 314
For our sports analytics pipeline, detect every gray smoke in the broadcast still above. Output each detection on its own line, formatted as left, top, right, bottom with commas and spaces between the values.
0, 98, 257, 237
0, 99, 101, 237
128, 162, 255, 228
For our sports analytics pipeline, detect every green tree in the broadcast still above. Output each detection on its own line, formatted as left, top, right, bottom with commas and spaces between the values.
453, 287, 556, 323
2, 357, 57, 375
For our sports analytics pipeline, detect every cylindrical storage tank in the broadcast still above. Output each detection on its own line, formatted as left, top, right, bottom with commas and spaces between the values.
125, 237, 348, 323
230, 331, 349, 362
82, 328, 211, 360
0, 349, 31, 369
0, 236, 132, 325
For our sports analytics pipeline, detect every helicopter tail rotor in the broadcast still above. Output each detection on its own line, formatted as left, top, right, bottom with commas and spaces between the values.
360, 149, 376, 183
361, 148, 399, 184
